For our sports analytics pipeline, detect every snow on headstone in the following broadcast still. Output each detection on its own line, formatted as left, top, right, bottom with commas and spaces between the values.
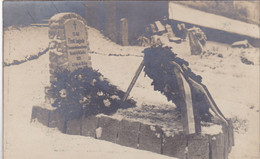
48, 13, 91, 81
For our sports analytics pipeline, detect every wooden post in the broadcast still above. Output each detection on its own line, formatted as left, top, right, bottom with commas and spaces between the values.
120, 18, 129, 46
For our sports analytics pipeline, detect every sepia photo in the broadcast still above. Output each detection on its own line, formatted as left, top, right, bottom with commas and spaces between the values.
3, 1, 260, 159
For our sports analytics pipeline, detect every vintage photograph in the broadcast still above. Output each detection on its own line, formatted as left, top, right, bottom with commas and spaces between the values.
3, 1, 260, 159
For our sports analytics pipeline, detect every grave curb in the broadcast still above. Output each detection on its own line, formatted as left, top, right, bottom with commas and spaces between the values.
31, 105, 234, 159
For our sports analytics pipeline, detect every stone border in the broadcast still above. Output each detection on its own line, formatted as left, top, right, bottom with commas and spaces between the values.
31, 106, 234, 159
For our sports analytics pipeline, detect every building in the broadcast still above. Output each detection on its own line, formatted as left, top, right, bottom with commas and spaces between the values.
85, 1, 168, 45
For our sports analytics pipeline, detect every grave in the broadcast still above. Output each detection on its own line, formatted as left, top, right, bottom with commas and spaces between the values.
32, 13, 234, 159
46, 13, 92, 105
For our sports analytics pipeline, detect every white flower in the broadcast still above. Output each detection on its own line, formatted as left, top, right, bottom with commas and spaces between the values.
97, 91, 104, 96
59, 89, 67, 98
103, 99, 111, 107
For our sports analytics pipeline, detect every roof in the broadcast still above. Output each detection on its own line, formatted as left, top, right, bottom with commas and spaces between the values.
168, 2, 260, 39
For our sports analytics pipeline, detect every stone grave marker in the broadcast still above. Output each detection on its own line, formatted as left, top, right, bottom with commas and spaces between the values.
46, 12, 92, 105
187, 30, 203, 55
165, 24, 175, 39
48, 13, 92, 79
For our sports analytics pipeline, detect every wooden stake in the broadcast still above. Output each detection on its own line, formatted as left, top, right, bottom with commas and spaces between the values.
122, 60, 145, 102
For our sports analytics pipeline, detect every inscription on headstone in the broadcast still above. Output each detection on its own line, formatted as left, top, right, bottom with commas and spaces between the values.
64, 19, 90, 71
48, 13, 91, 78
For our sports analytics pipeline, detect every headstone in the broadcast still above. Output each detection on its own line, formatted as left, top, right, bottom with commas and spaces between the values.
48, 13, 92, 82
188, 30, 203, 55
119, 18, 129, 46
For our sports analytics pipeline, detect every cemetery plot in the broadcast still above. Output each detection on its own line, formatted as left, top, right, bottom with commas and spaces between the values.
30, 12, 235, 159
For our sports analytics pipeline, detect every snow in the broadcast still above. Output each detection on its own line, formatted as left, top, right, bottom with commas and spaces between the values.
3, 26, 177, 159
3, 26, 49, 64
154, 21, 165, 32
3, 25, 260, 159
169, 3, 260, 39
88, 27, 145, 57
201, 124, 223, 136
95, 127, 102, 139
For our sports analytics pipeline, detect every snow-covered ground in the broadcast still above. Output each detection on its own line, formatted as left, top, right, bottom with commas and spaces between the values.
3, 25, 260, 159
3, 26, 177, 159
3, 26, 49, 65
